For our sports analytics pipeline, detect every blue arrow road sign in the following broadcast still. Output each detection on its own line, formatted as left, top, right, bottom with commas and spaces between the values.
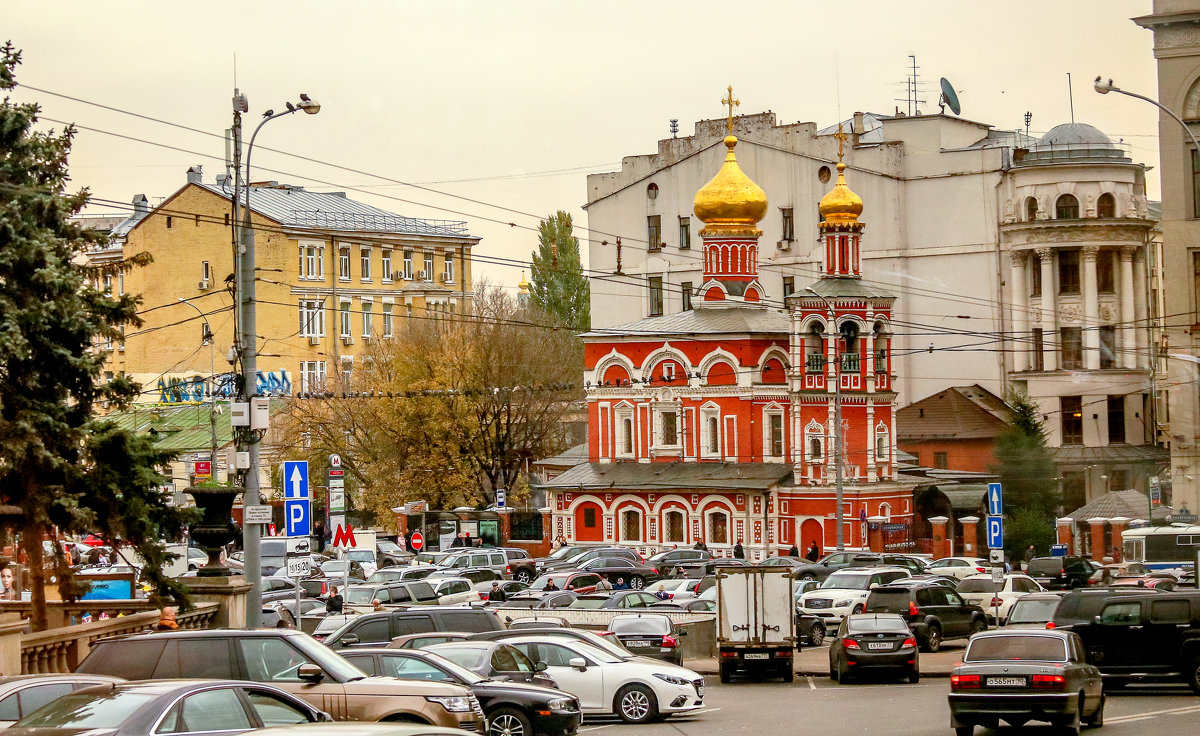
987, 515, 1004, 550
987, 482, 1003, 516
286, 499, 311, 537
283, 461, 309, 499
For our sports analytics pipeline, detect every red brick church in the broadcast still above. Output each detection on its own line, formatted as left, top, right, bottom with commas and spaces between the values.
542, 112, 914, 559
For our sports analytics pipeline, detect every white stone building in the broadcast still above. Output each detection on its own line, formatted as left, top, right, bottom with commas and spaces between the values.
584, 109, 1166, 511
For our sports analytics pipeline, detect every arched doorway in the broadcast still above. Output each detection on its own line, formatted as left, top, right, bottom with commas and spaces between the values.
573, 501, 604, 542
800, 518, 824, 557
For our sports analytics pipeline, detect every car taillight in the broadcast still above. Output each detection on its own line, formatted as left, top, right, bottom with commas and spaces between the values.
662, 635, 678, 648
975, 567, 987, 573
990, 597, 1004, 607
692, 582, 701, 593
1045, 622, 1056, 629
843, 638, 860, 650
651, 568, 658, 574
902, 637, 917, 648
479, 592, 489, 600
908, 601, 920, 616
666, 592, 674, 599
506, 565, 511, 574
321, 581, 328, 595
950, 674, 980, 690
1032, 674, 1066, 690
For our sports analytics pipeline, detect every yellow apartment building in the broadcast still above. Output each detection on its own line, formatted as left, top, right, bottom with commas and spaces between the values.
94, 166, 479, 404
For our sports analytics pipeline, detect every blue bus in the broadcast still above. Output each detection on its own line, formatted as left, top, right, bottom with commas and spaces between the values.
1120, 524, 1200, 571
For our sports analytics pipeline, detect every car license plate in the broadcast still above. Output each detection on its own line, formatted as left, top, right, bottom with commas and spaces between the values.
627, 640, 651, 647
867, 642, 892, 650
743, 653, 769, 660
988, 677, 1026, 687
697, 683, 705, 696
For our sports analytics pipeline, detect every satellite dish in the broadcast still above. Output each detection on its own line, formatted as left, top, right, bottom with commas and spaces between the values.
939, 77, 961, 116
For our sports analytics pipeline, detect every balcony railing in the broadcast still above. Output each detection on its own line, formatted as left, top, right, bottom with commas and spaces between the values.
841, 352, 860, 373
805, 354, 825, 373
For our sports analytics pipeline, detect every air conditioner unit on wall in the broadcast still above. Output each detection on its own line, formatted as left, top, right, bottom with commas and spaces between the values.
308, 336, 320, 345
777, 240, 791, 251
198, 279, 210, 289
416, 270, 427, 280
393, 271, 405, 281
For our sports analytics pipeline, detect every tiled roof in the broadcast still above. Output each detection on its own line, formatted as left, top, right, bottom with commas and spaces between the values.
537, 461, 793, 491
534, 443, 588, 469
195, 182, 473, 238
897, 384, 1014, 441
1066, 489, 1172, 522
1049, 444, 1169, 464
581, 306, 788, 339
802, 277, 894, 300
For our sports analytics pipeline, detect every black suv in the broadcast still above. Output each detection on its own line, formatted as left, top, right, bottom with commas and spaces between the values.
1068, 590, 1200, 692
1027, 556, 1097, 590
1052, 587, 1160, 631
322, 607, 503, 649
865, 581, 988, 652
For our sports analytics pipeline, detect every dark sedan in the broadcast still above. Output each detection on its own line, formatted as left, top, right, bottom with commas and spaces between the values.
567, 591, 661, 610
339, 647, 581, 736
948, 630, 1104, 736
425, 641, 557, 689
827, 613, 918, 683
496, 592, 580, 610
576, 558, 661, 589
604, 613, 683, 666
6, 679, 325, 736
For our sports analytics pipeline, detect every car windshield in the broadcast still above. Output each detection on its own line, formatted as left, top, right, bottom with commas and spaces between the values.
1028, 559, 1065, 575
321, 560, 350, 574
846, 615, 908, 633
529, 576, 568, 591
564, 640, 623, 664
378, 541, 401, 553
411, 652, 486, 684
346, 551, 374, 562
964, 635, 1068, 663
344, 588, 377, 605
958, 579, 1002, 593
568, 597, 608, 609
429, 645, 487, 670
16, 690, 155, 728
609, 616, 671, 634
822, 573, 873, 590
1007, 598, 1061, 623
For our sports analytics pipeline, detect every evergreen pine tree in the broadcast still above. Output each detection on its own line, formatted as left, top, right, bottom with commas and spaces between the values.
991, 389, 1060, 560
529, 211, 590, 330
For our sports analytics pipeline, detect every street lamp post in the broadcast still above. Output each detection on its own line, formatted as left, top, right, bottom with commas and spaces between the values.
231, 92, 320, 628
805, 287, 845, 551
178, 298, 218, 476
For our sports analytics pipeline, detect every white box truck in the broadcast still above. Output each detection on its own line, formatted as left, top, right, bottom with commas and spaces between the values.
715, 565, 796, 683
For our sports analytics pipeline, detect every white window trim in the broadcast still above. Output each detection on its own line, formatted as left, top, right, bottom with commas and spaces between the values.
700, 405, 721, 459
361, 299, 374, 337
360, 245, 372, 282
763, 406, 786, 461
339, 300, 352, 337
663, 509, 686, 543
874, 421, 890, 464
615, 407, 635, 459
654, 405, 682, 451
381, 249, 393, 283
338, 245, 352, 282
704, 507, 732, 547
382, 302, 394, 338
618, 507, 643, 543
804, 418, 825, 463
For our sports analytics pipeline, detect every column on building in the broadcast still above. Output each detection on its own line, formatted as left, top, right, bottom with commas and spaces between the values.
1056, 517, 1075, 555
1010, 251, 1029, 372
959, 516, 980, 557
1038, 248, 1058, 371
1108, 516, 1130, 562
1118, 246, 1137, 369
928, 516, 950, 560
865, 404, 876, 478
1131, 247, 1149, 370
1082, 246, 1101, 370
1088, 517, 1108, 560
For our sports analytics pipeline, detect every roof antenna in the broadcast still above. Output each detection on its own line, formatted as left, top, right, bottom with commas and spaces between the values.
1067, 72, 1075, 124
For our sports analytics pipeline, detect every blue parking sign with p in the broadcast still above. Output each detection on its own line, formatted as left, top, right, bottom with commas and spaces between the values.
987, 515, 1004, 550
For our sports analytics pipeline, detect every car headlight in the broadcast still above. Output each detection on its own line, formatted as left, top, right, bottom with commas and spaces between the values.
426, 696, 473, 712
835, 599, 854, 607
546, 698, 573, 711
653, 673, 691, 686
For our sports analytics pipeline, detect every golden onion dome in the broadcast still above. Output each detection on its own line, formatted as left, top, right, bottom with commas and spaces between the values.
517, 271, 530, 293
693, 135, 768, 236
818, 162, 863, 226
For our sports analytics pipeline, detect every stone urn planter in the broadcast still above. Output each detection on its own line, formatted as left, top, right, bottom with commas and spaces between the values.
184, 486, 239, 577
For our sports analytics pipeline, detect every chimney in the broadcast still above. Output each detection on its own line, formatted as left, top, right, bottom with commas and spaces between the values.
216, 173, 229, 186
132, 194, 149, 217
186, 165, 203, 184
852, 112, 865, 136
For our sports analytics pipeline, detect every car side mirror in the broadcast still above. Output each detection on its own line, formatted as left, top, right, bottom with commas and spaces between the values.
870, 582, 879, 589
316, 711, 333, 722
568, 657, 588, 671
297, 664, 325, 683
1093, 615, 1103, 625
534, 661, 548, 672
339, 633, 360, 646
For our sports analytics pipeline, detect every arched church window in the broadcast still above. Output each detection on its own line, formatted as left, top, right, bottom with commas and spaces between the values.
1097, 193, 1115, 218
1056, 194, 1080, 219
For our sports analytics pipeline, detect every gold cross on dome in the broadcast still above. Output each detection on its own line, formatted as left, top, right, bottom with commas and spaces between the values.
722, 85, 740, 135
832, 122, 849, 162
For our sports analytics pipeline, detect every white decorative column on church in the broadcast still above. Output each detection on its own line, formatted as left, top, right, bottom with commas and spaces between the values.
1038, 248, 1058, 371
826, 398, 836, 484
1082, 246, 1100, 370
1117, 246, 1135, 369
1132, 249, 1149, 370
1010, 250, 1029, 372
865, 308, 876, 392
866, 404, 876, 480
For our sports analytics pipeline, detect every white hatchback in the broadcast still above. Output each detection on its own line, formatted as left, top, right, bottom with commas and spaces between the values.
431, 577, 479, 605
956, 573, 1045, 623
926, 557, 994, 581
797, 567, 912, 622
503, 634, 705, 723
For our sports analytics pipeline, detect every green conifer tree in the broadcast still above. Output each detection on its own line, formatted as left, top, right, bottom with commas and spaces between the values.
529, 211, 590, 330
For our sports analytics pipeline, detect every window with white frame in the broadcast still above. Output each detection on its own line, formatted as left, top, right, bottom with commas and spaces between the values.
619, 508, 642, 542
707, 510, 730, 545
664, 510, 685, 542
700, 405, 721, 458
298, 299, 325, 337
339, 300, 352, 338
361, 299, 373, 337
656, 407, 680, 448
879, 502, 892, 520
402, 251, 413, 280
340, 357, 353, 387
338, 246, 351, 281
382, 302, 394, 337
615, 408, 635, 459
381, 249, 392, 281
300, 361, 327, 392
424, 252, 434, 281
444, 252, 454, 282
299, 242, 324, 280
805, 419, 824, 461
360, 246, 372, 281
765, 409, 785, 459
874, 422, 890, 464
118, 274, 124, 295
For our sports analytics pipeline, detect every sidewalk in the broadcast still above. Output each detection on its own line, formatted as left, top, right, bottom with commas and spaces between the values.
685, 643, 964, 678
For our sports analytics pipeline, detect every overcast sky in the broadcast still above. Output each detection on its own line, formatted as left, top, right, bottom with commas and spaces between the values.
8, 1, 1159, 288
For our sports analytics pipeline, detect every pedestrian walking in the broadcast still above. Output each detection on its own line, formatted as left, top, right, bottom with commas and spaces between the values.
489, 582, 507, 602
614, 577, 630, 590
788, 544, 800, 557
733, 540, 745, 559
805, 541, 820, 562
326, 585, 344, 614
595, 574, 613, 592
155, 606, 179, 631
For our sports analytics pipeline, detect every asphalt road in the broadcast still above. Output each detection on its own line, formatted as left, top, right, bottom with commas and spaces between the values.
578, 680, 1200, 736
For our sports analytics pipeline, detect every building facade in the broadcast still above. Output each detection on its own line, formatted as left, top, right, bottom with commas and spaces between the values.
92, 167, 479, 404
584, 108, 1165, 511
896, 385, 1014, 473
544, 115, 912, 558
1134, 1, 1200, 517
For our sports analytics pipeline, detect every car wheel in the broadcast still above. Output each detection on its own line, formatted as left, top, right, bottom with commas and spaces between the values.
922, 626, 942, 653
969, 618, 986, 636
488, 708, 532, 736
515, 570, 533, 583
629, 575, 645, 590
615, 684, 658, 724
908, 668, 920, 684
1188, 656, 1200, 695
800, 572, 817, 581
954, 727, 973, 736
809, 622, 826, 646
719, 662, 733, 684
851, 604, 864, 614
1061, 695, 1083, 736
1083, 694, 1105, 728
837, 659, 850, 683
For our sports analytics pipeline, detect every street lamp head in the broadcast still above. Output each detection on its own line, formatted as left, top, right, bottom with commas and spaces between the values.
1094, 76, 1115, 94
298, 94, 321, 115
